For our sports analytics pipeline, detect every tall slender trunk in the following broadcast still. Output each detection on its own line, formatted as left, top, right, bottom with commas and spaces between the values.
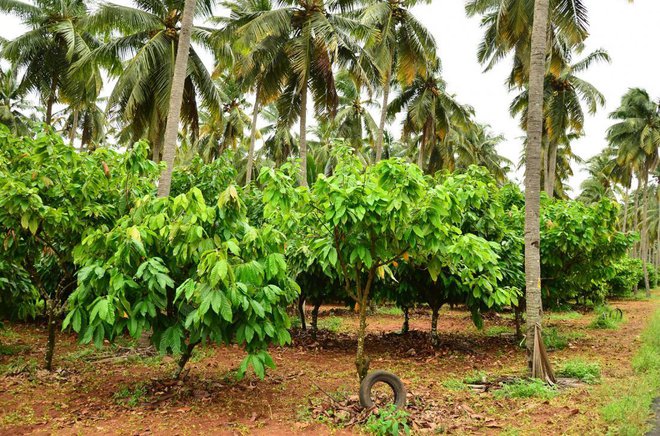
623, 186, 629, 232
246, 88, 260, 185
656, 191, 660, 287
70, 109, 79, 148
45, 77, 58, 126
299, 81, 309, 187
44, 301, 57, 371
374, 68, 391, 163
156, 0, 197, 198
633, 185, 640, 257
544, 141, 557, 197
641, 175, 651, 297
430, 306, 440, 347
525, 0, 551, 379
417, 120, 431, 170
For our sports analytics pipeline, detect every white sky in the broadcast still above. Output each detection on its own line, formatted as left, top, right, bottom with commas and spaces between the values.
3, 0, 660, 193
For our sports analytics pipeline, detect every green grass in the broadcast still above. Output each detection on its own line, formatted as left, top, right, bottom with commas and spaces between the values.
493, 379, 558, 400
547, 311, 583, 321
190, 346, 215, 363
0, 357, 37, 376
542, 327, 569, 350
113, 384, 148, 407
318, 316, 344, 333
376, 306, 404, 316
485, 326, 514, 337
462, 370, 487, 384
441, 378, 468, 391
556, 359, 601, 384
0, 343, 27, 356
590, 305, 624, 329
363, 404, 411, 436
600, 308, 660, 435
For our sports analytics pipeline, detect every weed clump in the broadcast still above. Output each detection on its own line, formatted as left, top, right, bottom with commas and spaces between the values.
493, 379, 557, 400
557, 359, 601, 384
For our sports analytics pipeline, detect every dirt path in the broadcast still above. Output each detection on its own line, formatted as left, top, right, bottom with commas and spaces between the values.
0, 297, 657, 435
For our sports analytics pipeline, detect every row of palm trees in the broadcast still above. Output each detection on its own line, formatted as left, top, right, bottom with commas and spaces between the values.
0, 0, 608, 194
579, 87, 660, 297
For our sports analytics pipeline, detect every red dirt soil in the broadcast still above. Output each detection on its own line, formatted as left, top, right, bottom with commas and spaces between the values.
0, 296, 657, 435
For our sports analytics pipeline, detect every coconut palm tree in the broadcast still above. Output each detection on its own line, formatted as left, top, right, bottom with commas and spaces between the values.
0, 0, 100, 126
194, 80, 249, 161
334, 70, 379, 152
56, 97, 108, 150
466, 0, 589, 89
454, 122, 512, 184
0, 65, 33, 135
259, 103, 298, 167
80, 0, 220, 165
360, 0, 437, 162
214, 0, 291, 184
524, 0, 554, 382
387, 63, 470, 172
233, 0, 363, 186
510, 49, 609, 197
608, 88, 660, 297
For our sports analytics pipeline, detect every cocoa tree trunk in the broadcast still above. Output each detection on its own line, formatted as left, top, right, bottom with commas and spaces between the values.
297, 296, 306, 331
514, 304, 523, 341
174, 340, 200, 379
310, 302, 320, 340
525, 0, 551, 378
430, 306, 440, 347
355, 295, 370, 381
44, 301, 57, 371
401, 306, 410, 334
157, 0, 197, 197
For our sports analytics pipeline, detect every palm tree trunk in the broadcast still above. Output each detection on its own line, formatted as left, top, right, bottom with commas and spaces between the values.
633, 182, 640, 257
374, 67, 391, 163
70, 109, 79, 148
641, 175, 651, 297
623, 186, 629, 232
417, 120, 431, 170
45, 76, 57, 126
246, 87, 260, 185
525, 0, 552, 381
299, 81, 308, 187
156, 0, 197, 198
544, 141, 558, 198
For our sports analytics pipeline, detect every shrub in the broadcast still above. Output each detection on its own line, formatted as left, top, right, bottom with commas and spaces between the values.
556, 359, 601, 383
607, 257, 643, 298
542, 327, 569, 350
69, 186, 299, 379
493, 379, 557, 400
363, 404, 411, 436
589, 306, 624, 329
0, 128, 159, 370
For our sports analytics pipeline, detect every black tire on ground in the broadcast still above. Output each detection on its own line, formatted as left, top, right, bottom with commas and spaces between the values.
359, 370, 407, 409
